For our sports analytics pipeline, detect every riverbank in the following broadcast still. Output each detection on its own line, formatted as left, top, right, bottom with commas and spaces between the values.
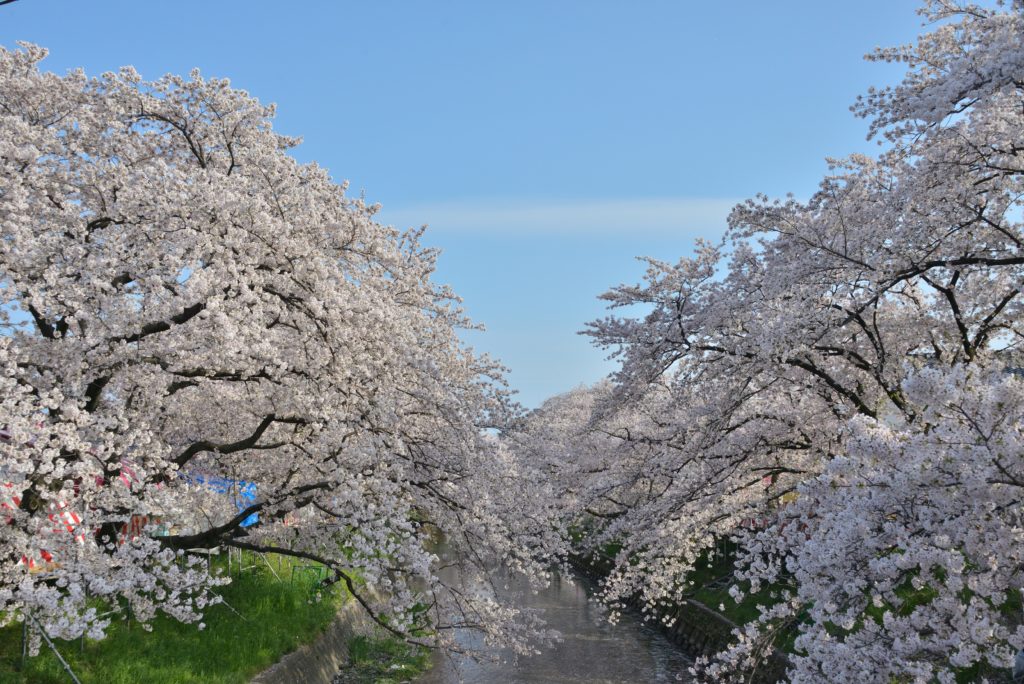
0, 551, 422, 684
252, 604, 428, 684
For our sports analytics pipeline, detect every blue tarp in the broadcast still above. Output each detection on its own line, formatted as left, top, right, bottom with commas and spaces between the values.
185, 473, 259, 527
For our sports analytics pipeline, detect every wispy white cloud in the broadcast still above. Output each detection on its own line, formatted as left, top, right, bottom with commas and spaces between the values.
377, 197, 740, 237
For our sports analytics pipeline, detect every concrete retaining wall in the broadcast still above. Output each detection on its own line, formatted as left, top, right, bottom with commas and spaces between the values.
649, 598, 789, 684
250, 596, 378, 684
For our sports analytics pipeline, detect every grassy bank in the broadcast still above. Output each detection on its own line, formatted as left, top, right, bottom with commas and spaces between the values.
580, 536, 1022, 683
0, 551, 381, 684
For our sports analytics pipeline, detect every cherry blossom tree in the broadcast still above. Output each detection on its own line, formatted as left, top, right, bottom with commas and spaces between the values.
0, 43, 552, 654
529, 2, 1024, 681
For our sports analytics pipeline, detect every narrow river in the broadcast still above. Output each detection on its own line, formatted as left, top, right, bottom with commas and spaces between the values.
416, 566, 692, 683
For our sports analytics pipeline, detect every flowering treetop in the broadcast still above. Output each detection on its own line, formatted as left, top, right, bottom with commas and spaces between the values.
511, 2, 1024, 681
0, 43, 552, 653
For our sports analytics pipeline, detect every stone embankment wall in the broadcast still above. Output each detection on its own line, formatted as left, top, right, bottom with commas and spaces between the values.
571, 554, 789, 684
250, 595, 377, 684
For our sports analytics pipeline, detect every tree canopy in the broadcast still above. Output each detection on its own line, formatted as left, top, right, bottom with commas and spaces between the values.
0, 43, 551, 654
510, 2, 1024, 681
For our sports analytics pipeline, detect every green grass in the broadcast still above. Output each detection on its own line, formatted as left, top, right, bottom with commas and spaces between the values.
0, 552, 347, 684
333, 635, 431, 684
634, 541, 776, 628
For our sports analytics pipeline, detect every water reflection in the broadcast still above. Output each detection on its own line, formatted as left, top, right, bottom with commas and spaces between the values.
417, 564, 691, 683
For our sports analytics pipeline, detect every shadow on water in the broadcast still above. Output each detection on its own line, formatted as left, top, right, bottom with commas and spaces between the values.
416, 554, 691, 684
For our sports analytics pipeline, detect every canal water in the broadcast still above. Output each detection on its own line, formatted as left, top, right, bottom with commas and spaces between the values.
416, 565, 692, 683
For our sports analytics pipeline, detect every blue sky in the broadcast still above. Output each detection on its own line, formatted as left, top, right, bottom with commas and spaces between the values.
2, 1, 927, 407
